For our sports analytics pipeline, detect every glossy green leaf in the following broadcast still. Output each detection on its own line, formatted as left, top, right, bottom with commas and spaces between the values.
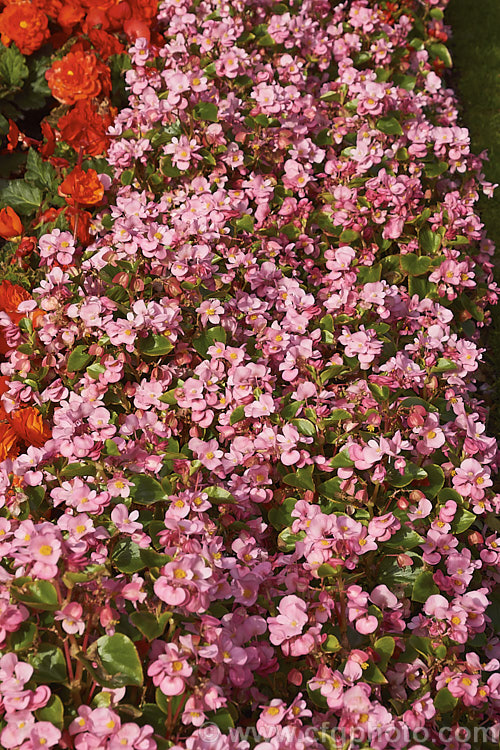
138, 334, 173, 357
67, 345, 93, 372
95, 633, 144, 687
412, 570, 439, 602
29, 645, 68, 683
130, 611, 171, 641
36, 695, 64, 729
282, 464, 315, 491
131, 474, 165, 505
11, 579, 58, 611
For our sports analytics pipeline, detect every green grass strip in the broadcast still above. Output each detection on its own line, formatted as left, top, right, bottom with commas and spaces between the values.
446, 0, 500, 430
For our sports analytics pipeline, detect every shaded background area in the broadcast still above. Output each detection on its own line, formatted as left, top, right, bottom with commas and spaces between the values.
446, 0, 500, 433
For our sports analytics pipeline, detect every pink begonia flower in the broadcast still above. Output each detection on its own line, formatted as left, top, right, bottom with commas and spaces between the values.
1, 710, 35, 748
188, 437, 223, 470
424, 594, 450, 619
276, 424, 301, 465
196, 299, 224, 325
29, 722, 62, 749
452, 458, 492, 500
108, 723, 156, 750
370, 584, 399, 610
342, 684, 372, 714
407, 496, 433, 521
355, 615, 379, 634
244, 393, 276, 418
55, 602, 85, 635
111, 504, 143, 534
267, 595, 308, 645
147, 643, 192, 696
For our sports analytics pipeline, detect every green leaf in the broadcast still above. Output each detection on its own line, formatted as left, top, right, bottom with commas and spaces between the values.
203, 486, 236, 504
368, 383, 389, 403
317, 477, 343, 500
234, 214, 255, 233
324, 409, 351, 422
131, 475, 165, 505
281, 400, 304, 419
316, 731, 338, 750
130, 611, 171, 641
105, 439, 120, 456
36, 695, 64, 729
1, 181, 42, 215
192, 326, 226, 357
430, 358, 458, 374
386, 462, 427, 488
376, 116, 403, 135
29, 645, 68, 683
193, 101, 219, 122
330, 450, 354, 468
67, 345, 93, 372
412, 570, 439, 602
211, 708, 235, 732
400, 254, 431, 276
60, 462, 97, 478
278, 527, 305, 552
159, 388, 178, 405
424, 161, 449, 178
0, 44, 28, 88
320, 365, 347, 383
25, 148, 56, 190
112, 539, 146, 574
434, 687, 458, 713
9, 621, 37, 651
438, 487, 463, 504
419, 463, 445, 499
357, 264, 382, 283
384, 526, 424, 550
268, 497, 297, 531
377, 552, 422, 586
11, 579, 58, 611
230, 405, 246, 425
140, 547, 170, 568
429, 42, 452, 68
95, 633, 144, 687
362, 663, 387, 684
138, 334, 173, 357
451, 507, 477, 534
323, 635, 341, 652
290, 418, 316, 437
317, 563, 340, 578
374, 636, 395, 670
282, 464, 315, 491
419, 226, 442, 254
339, 228, 359, 243
87, 363, 106, 379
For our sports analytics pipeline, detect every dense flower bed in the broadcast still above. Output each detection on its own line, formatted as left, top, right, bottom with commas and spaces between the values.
0, 0, 499, 749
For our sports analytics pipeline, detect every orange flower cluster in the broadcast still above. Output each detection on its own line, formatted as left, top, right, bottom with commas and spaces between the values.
0, 1, 49, 55
0, 207, 22, 240
58, 100, 115, 157
46, 47, 111, 105
58, 166, 105, 206
0, 280, 47, 459
0, 377, 50, 461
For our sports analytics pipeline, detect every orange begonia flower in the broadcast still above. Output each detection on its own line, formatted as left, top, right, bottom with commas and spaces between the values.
58, 166, 104, 206
0, 2, 49, 55
58, 100, 114, 156
9, 407, 51, 448
0, 280, 31, 323
0, 207, 23, 240
0, 423, 18, 461
45, 48, 110, 105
